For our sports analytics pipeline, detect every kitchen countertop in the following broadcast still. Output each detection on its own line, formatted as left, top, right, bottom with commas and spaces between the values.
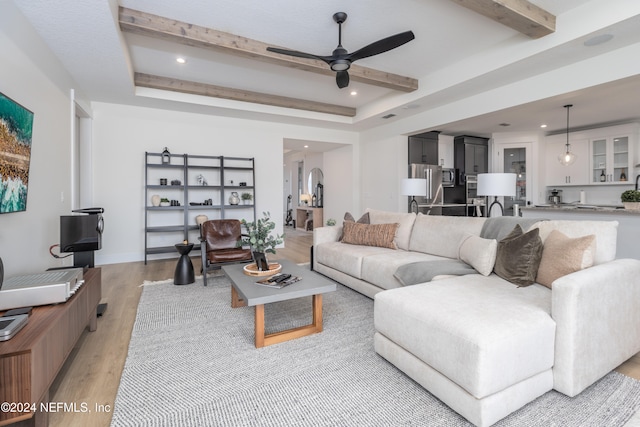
522, 205, 640, 215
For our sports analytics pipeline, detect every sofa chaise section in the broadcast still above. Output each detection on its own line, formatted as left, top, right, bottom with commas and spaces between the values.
374, 275, 555, 427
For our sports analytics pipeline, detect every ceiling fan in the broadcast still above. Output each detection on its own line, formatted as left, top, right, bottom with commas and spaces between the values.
266, 12, 415, 89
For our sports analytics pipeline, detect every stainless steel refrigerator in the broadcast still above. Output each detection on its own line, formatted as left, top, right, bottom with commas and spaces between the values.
409, 164, 443, 215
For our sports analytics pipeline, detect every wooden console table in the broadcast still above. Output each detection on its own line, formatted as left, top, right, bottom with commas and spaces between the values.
0, 268, 102, 426
296, 207, 323, 230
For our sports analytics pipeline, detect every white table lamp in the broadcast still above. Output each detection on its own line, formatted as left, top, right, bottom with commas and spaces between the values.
477, 173, 516, 217
401, 178, 427, 213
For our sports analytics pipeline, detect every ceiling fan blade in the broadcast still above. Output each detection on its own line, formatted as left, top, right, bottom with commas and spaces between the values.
347, 31, 415, 62
336, 70, 350, 88
266, 47, 332, 65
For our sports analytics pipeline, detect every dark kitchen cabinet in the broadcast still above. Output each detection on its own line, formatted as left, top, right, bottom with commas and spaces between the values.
454, 136, 488, 184
408, 132, 439, 164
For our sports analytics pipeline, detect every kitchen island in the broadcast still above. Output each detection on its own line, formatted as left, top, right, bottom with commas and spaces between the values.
521, 206, 639, 259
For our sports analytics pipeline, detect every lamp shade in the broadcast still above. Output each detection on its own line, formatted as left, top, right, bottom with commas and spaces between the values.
477, 173, 516, 197
400, 178, 427, 196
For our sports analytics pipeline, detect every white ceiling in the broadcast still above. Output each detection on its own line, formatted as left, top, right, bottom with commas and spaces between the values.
11, 0, 640, 147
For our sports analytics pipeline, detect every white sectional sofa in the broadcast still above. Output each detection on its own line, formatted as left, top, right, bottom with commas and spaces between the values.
313, 209, 640, 427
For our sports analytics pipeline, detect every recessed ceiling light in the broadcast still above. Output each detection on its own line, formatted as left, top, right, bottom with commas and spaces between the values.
176, 57, 187, 64
382, 114, 396, 119
540, 124, 547, 128
499, 123, 510, 127
584, 34, 613, 47
304, 145, 309, 148
350, 90, 357, 96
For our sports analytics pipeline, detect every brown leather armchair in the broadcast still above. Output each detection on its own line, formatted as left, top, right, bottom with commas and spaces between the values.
200, 219, 252, 286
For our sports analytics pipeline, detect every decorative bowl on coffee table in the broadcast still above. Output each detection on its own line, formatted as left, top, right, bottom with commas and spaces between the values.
243, 262, 282, 277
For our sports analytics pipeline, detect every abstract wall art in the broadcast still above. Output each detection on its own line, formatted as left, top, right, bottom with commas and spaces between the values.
0, 91, 33, 213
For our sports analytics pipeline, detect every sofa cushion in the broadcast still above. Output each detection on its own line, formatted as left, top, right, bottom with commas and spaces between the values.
458, 234, 497, 276
315, 241, 390, 279
366, 209, 416, 250
536, 230, 595, 288
344, 211, 370, 224
530, 220, 617, 265
361, 251, 445, 289
374, 275, 555, 399
409, 214, 486, 258
494, 225, 543, 287
341, 221, 399, 249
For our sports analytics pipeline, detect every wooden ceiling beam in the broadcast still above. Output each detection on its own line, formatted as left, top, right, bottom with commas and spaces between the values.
448, 0, 555, 38
119, 7, 418, 93
135, 73, 356, 117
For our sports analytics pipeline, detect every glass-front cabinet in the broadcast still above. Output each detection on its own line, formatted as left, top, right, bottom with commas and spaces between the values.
590, 135, 630, 184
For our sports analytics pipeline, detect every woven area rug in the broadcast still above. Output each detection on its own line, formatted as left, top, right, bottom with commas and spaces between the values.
111, 275, 640, 426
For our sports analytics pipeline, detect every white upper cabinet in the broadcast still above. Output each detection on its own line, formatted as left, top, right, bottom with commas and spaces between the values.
545, 137, 589, 186
590, 135, 631, 184
545, 123, 638, 187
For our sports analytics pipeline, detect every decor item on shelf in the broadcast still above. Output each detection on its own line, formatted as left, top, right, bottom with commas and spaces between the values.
171, 179, 181, 186
229, 192, 240, 205
160, 198, 170, 207
240, 212, 284, 271
316, 183, 324, 207
170, 199, 180, 206
161, 147, 171, 164
621, 190, 640, 210
620, 169, 627, 181
239, 182, 247, 187
600, 170, 606, 182
151, 195, 161, 207
400, 178, 427, 214
477, 173, 516, 217
558, 104, 577, 166
241, 192, 253, 205
300, 194, 311, 206
160, 178, 167, 185
196, 174, 207, 186
326, 218, 337, 226
195, 215, 208, 226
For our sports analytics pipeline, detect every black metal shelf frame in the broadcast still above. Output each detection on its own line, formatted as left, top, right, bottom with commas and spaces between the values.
144, 152, 256, 263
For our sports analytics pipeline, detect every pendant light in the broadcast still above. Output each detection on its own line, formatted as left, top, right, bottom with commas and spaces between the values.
558, 104, 576, 166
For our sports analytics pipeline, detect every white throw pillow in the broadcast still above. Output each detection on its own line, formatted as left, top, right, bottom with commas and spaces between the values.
458, 234, 498, 276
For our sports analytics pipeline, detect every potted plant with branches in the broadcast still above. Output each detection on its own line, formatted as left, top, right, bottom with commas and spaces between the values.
240, 212, 284, 271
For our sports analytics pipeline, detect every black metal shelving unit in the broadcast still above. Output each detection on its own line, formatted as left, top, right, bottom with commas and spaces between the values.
144, 152, 256, 263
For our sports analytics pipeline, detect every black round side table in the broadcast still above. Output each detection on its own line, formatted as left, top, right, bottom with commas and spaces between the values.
174, 243, 195, 285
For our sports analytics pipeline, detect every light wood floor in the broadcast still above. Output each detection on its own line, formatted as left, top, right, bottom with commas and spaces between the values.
46, 225, 639, 426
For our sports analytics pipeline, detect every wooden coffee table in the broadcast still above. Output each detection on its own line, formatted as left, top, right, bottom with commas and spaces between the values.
222, 260, 336, 348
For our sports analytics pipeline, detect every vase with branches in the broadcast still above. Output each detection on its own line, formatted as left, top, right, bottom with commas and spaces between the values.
240, 212, 284, 270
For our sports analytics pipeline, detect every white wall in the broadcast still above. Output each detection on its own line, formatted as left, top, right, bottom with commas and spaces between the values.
0, 3, 88, 275
323, 145, 355, 224
91, 102, 357, 264
360, 134, 407, 214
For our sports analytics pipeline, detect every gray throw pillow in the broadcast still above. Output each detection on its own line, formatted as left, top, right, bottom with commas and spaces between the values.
344, 212, 370, 224
494, 224, 543, 287
394, 260, 477, 286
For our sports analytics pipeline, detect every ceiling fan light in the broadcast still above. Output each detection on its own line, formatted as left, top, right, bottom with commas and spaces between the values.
331, 60, 350, 71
